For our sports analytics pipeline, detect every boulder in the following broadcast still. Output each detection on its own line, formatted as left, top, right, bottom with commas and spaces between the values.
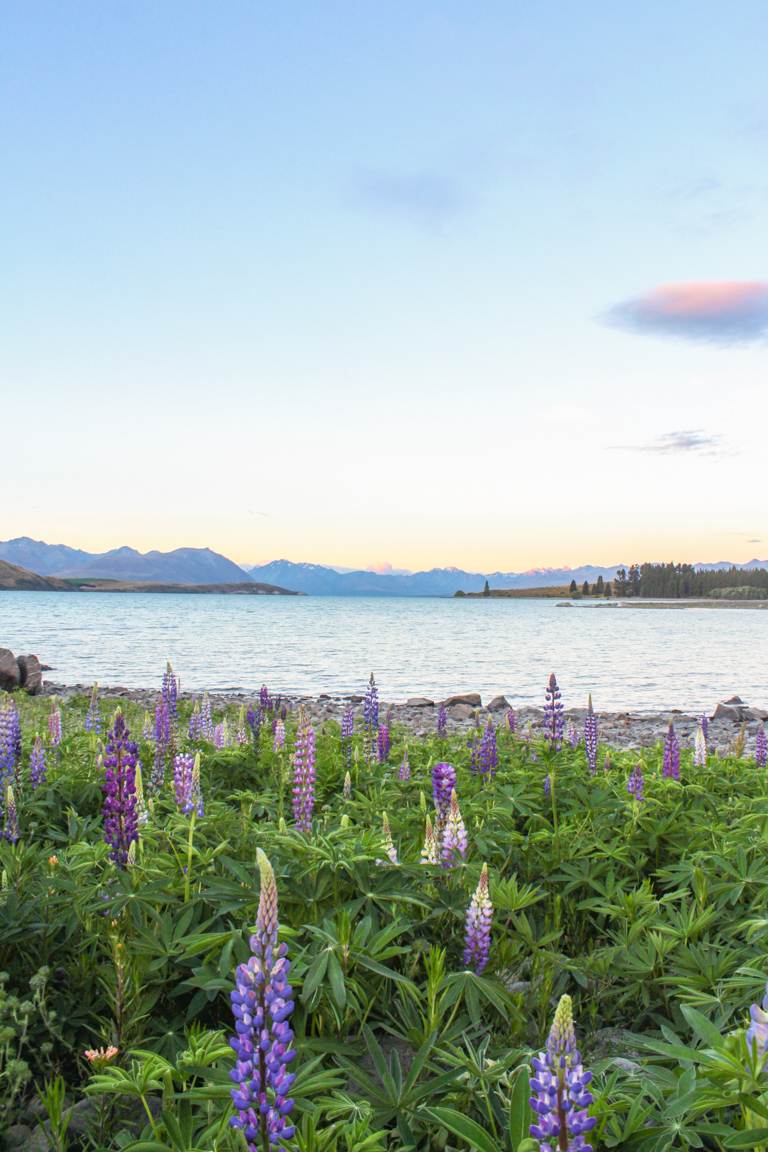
0, 648, 20, 691
448, 703, 475, 721
712, 700, 751, 722
487, 694, 510, 712
444, 692, 482, 708
748, 707, 768, 722
406, 697, 434, 707
17, 654, 43, 695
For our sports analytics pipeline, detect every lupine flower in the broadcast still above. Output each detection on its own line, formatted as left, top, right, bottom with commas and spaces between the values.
506, 707, 516, 733
134, 762, 148, 825
420, 814, 438, 864
188, 702, 201, 740
340, 705, 354, 767
441, 789, 468, 868
463, 863, 492, 974
663, 721, 680, 780
273, 719, 286, 753
152, 696, 172, 791
229, 849, 296, 1152
700, 713, 709, 741
174, 752, 196, 814
479, 719, 498, 778
747, 983, 768, 1059
85, 683, 102, 734
377, 724, 391, 764
627, 762, 645, 803
291, 713, 316, 833
162, 661, 178, 721
602, 753, 611, 774
694, 721, 707, 769
236, 706, 248, 745
398, 749, 410, 781
0, 699, 22, 784
3, 784, 19, 843
432, 762, 456, 823
30, 736, 46, 790
102, 711, 139, 868
584, 696, 598, 775
757, 724, 768, 768
343, 771, 352, 800
246, 705, 261, 747
48, 699, 62, 747
200, 693, 214, 741
213, 722, 226, 749
363, 673, 379, 759
381, 812, 398, 864
467, 734, 481, 773
530, 994, 596, 1152
543, 773, 551, 797
544, 674, 565, 751
437, 704, 447, 738
142, 710, 153, 741
259, 684, 271, 714
84, 1045, 119, 1066
566, 721, 579, 749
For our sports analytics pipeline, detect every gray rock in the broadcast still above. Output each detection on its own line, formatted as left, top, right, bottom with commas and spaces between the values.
0, 648, 20, 691
724, 695, 745, 705
712, 702, 748, 722
487, 694, 510, 712
747, 708, 768, 721
406, 697, 434, 707
17, 653, 43, 695
444, 692, 482, 708
448, 703, 475, 721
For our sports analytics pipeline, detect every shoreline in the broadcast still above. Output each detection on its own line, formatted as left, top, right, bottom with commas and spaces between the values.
40, 680, 766, 755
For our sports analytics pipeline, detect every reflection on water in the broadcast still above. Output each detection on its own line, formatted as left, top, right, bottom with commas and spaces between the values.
1, 592, 765, 712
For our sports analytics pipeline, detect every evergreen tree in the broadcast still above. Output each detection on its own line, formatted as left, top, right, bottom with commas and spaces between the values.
483, 579, 490, 597
596, 575, 604, 594
604, 581, 612, 597
582, 580, 590, 596
569, 579, 578, 594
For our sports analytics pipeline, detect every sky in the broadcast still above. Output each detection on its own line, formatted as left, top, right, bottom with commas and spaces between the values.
2, 1, 768, 573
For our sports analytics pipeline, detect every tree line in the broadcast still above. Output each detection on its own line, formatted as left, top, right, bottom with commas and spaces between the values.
612, 562, 768, 598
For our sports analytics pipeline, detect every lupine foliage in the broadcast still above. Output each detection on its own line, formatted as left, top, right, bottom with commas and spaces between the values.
2, 682, 768, 1149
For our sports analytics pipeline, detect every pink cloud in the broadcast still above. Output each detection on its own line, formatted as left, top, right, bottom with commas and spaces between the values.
607, 280, 768, 343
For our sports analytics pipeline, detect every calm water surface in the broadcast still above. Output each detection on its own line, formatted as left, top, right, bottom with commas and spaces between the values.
1, 592, 766, 711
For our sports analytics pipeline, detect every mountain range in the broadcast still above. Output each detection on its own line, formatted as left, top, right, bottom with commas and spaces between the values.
3, 537, 768, 596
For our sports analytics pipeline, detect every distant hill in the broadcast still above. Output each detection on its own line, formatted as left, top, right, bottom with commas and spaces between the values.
0, 537, 254, 585
0, 559, 73, 591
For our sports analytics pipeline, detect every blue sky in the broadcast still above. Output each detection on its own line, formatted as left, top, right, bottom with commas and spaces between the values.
3, 2, 768, 570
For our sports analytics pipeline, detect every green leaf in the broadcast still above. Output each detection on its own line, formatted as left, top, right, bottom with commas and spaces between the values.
724, 1131, 768, 1147
680, 1004, 725, 1049
422, 1106, 503, 1152
508, 1064, 531, 1149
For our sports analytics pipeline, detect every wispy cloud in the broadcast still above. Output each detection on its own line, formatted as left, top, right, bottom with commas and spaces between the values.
604, 281, 768, 344
610, 429, 730, 457
353, 169, 470, 227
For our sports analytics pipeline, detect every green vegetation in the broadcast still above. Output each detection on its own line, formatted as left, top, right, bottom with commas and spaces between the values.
3, 690, 768, 1149
615, 563, 768, 598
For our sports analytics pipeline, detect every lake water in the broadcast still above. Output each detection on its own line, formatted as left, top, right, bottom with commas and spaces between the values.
1, 592, 766, 712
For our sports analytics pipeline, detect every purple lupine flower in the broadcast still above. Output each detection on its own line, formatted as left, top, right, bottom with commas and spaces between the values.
398, 749, 410, 781
142, 709, 153, 741
757, 724, 768, 768
694, 721, 707, 769
30, 736, 46, 790
377, 724, 391, 764
467, 734, 481, 773
259, 684, 271, 711
200, 693, 214, 742
566, 721, 579, 749
229, 849, 296, 1152
584, 695, 598, 775
3, 784, 19, 844
85, 683, 102, 734
529, 994, 596, 1152
463, 863, 492, 974
291, 714, 316, 833
479, 719, 498, 778
341, 705, 354, 767
437, 704, 448, 738
162, 661, 178, 722
544, 673, 564, 751
0, 699, 22, 784
48, 699, 62, 748
246, 704, 261, 747
214, 721, 228, 749
506, 707, 516, 734
627, 762, 645, 803
174, 752, 201, 815
363, 674, 379, 759
432, 762, 457, 823
543, 773, 551, 797
102, 711, 139, 868
700, 713, 709, 741
663, 721, 680, 780
151, 696, 172, 792
747, 983, 768, 1059
441, 790, 468, 868
273, 719, 286, 753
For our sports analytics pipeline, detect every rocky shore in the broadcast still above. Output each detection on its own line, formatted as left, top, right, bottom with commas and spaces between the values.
39, 681, 766, 756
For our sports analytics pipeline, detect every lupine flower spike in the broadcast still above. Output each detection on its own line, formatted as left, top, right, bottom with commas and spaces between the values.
162, 661, 178, 721
343, 771, 352, 800
420, 814, 438, 864
506, 707, 516, 733
627, 762, 645, 803
663, 721, 680, 780
48, 698, 62, 747
584, 696, 598, 775
529, 994, 596, 1151
431, 762, 456, 824
3, 785, 19, 843
747, 983, 768, 1060
757, 724, 768, 768
441, 789, 468, 868
437, 704, 447, 738
463, 863, 492, 974
273, 719, 286, 753
229, 849, 296, 1152
102, 710, 139, 868
544, 674, 564, 751
377, 723, 391, 764
85, 683, 102, 734
291, 711, 316, 833
479, 719, 498, 778
398, 749, 410, 781
694, 720, 707, 769
341, 706, 354, 767
0, 700, 22, 785
29, 736, 47, 790
381, 812, 398, 864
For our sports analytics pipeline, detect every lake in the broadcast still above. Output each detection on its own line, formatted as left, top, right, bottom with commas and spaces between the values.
1, 591, 766, 712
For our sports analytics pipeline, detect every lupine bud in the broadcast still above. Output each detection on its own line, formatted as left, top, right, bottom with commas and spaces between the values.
3, 784, 19, 843
420, 814, 438, 864
694, 721, 707, 768
343, 770, 352, 800
381, 812, 398, 864
463, 863, 492, 973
